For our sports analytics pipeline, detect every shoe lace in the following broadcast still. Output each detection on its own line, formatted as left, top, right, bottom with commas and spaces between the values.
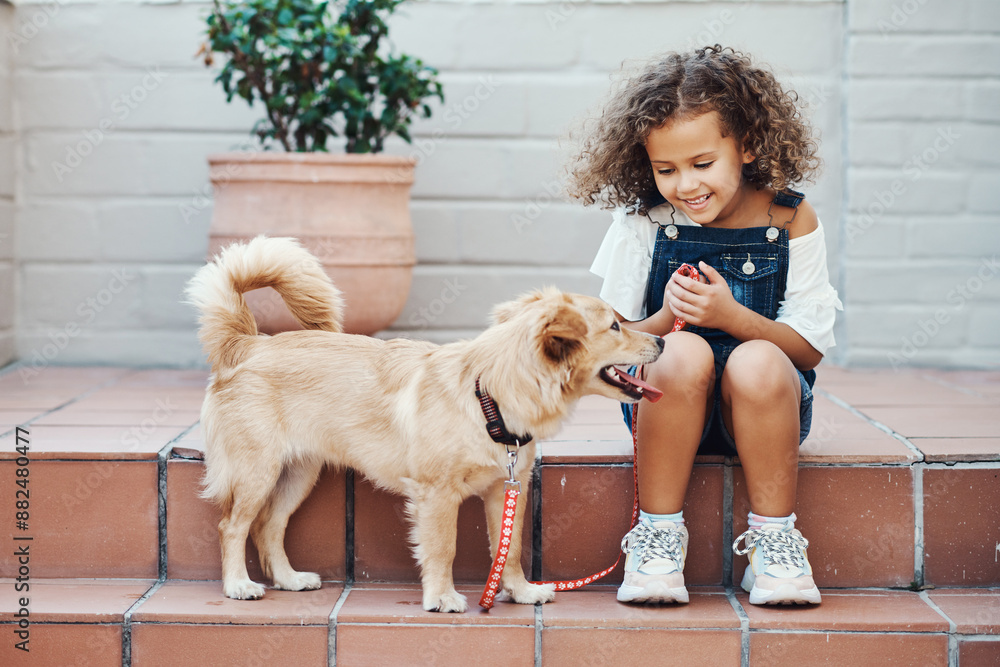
620, 521, 683, 565
732, 527, 809, 569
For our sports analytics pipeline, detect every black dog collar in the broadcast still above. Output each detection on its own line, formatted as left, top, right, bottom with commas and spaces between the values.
475, 377, 532, 447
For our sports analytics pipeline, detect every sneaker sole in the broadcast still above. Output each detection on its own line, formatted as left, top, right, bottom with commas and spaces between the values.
617, 581, 689, 604
741, 568, 821, 605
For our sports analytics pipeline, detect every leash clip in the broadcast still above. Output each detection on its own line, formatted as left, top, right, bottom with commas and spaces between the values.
505, 441, 520, 483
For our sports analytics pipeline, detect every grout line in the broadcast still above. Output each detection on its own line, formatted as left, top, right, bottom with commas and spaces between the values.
155, 421, 201, 582
723, 461, 734, 586
531, 463, 542, 582
913, 465, 925, 588
334, 621, 534, 629
534, 604, 543, 667
157, 447, 169, 581
345, 469, 355, 584
122, 579, 164, 667
922, 460, 1000, 470
749, 628, 954, 636
815, 388, 926, 461
919, 590, 959, 667
725, 588, 750, 667
329, 583, 353, 667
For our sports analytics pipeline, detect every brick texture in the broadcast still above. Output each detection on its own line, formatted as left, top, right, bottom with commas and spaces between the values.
843, 0, 1000, 369
1, 4, 13, 368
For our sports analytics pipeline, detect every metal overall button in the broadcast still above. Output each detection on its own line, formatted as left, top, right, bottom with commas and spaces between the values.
742, 256, 756, 275
766, 227, 780, 242
664, 224, 678, 240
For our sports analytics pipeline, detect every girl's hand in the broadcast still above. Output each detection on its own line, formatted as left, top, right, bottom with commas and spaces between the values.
664, 261, 739, 330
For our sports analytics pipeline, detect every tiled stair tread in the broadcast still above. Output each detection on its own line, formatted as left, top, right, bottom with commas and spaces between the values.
3, 580, 998, 632
0, 367, 207, 460
32, 408, 202, 427
738, 589, 949, 632
133, 580, 345, 625
928, 589, 1000, 635
338, 584, 536, 625
541, 394, 995, 465
2, 365, 998, 463
0, 578, 154, 623
3, 581, 997, 666
858, 406, 1000, 439
0, 366, 132, 392
816, 366, 1000, 406
539, 587, 740, 628
916, 438, 1000, 463
7, 424, 192, 460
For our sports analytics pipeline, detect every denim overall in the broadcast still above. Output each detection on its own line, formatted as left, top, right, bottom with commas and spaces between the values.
622, 190, 815, 455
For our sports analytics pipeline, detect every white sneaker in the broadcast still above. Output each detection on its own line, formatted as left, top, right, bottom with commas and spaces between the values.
617, 518, 689, 604
733, 521, 822, 605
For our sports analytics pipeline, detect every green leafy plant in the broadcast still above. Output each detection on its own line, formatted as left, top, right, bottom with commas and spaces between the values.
204, 0, 443, 153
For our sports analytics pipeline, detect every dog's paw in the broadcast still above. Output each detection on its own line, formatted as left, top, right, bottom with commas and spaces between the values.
224, 579, 266, 600
272, 571, 322, 592
423, 590, 468, 613
508, 582, 556, 605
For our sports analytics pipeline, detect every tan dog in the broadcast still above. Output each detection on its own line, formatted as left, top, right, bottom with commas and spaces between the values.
186, 236, 663, 612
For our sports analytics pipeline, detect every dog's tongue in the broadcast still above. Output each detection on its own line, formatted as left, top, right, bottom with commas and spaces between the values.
613, 367, 664, 403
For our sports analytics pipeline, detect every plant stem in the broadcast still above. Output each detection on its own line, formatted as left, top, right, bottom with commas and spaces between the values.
212, 0, 293, 150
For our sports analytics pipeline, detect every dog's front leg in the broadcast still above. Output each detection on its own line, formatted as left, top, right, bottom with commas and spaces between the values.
484, 475, 555, 606
405, 484, 467, 613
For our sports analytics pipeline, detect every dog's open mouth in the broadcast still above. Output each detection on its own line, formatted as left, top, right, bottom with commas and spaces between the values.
600, 366, 664, 402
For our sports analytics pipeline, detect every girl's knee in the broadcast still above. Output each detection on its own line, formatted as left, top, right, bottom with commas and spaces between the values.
723, 340, 798, 400
646, 332, 715, 392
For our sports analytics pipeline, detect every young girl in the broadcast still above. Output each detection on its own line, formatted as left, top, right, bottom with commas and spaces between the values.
568, 46, 842, 606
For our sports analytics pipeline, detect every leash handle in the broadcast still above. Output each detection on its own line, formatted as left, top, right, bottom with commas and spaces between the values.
668, 263, 700, 334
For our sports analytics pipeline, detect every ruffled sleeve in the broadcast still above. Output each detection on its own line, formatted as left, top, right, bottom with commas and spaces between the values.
589, 208, 657, 321
776, 220, 844, 356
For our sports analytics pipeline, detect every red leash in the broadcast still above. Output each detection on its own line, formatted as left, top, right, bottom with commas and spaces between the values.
479, 265, 699, 609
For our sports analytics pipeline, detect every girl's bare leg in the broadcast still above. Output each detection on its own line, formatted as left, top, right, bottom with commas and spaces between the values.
637, 332, 716, 514
721, 340, 802, 516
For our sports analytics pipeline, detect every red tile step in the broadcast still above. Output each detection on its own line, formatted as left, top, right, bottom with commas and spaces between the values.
2, 580, 998, 666
1, 365, 999, 664
0, 368, 206, 580
2, 364, 999, 590
539, 381, 1000, 590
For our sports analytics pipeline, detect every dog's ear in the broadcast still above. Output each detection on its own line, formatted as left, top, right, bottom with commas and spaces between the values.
492, 300, 521, 325
492, 288, 554, 325
541, 304, 588, 363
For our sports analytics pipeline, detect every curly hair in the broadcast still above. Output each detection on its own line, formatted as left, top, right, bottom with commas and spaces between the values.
566, 45, 821, 215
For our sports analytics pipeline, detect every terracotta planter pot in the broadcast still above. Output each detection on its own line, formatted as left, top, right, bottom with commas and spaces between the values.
206, 152, 417, 335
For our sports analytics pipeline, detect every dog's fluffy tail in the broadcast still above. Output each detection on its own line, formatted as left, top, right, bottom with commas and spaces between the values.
185, 236, 344, 369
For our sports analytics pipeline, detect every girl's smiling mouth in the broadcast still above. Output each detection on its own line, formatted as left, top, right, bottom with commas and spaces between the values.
682, 193, 711, 209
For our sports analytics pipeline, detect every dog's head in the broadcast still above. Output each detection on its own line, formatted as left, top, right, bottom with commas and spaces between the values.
491, 288, 664, 404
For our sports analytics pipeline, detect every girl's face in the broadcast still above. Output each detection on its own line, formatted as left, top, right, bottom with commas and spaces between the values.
644, 110, 756, 226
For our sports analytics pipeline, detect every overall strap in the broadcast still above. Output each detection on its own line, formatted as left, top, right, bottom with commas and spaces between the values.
772, 188, 805, 209
766, 188, 805, 236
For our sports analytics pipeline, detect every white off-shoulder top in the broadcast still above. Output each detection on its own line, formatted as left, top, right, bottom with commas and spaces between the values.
590, 203, 844, 355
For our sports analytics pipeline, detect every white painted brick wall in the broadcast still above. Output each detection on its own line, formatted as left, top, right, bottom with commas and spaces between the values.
844, 0, 1000, 369
3, 0, 996, 370
0, 4, 14, 367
